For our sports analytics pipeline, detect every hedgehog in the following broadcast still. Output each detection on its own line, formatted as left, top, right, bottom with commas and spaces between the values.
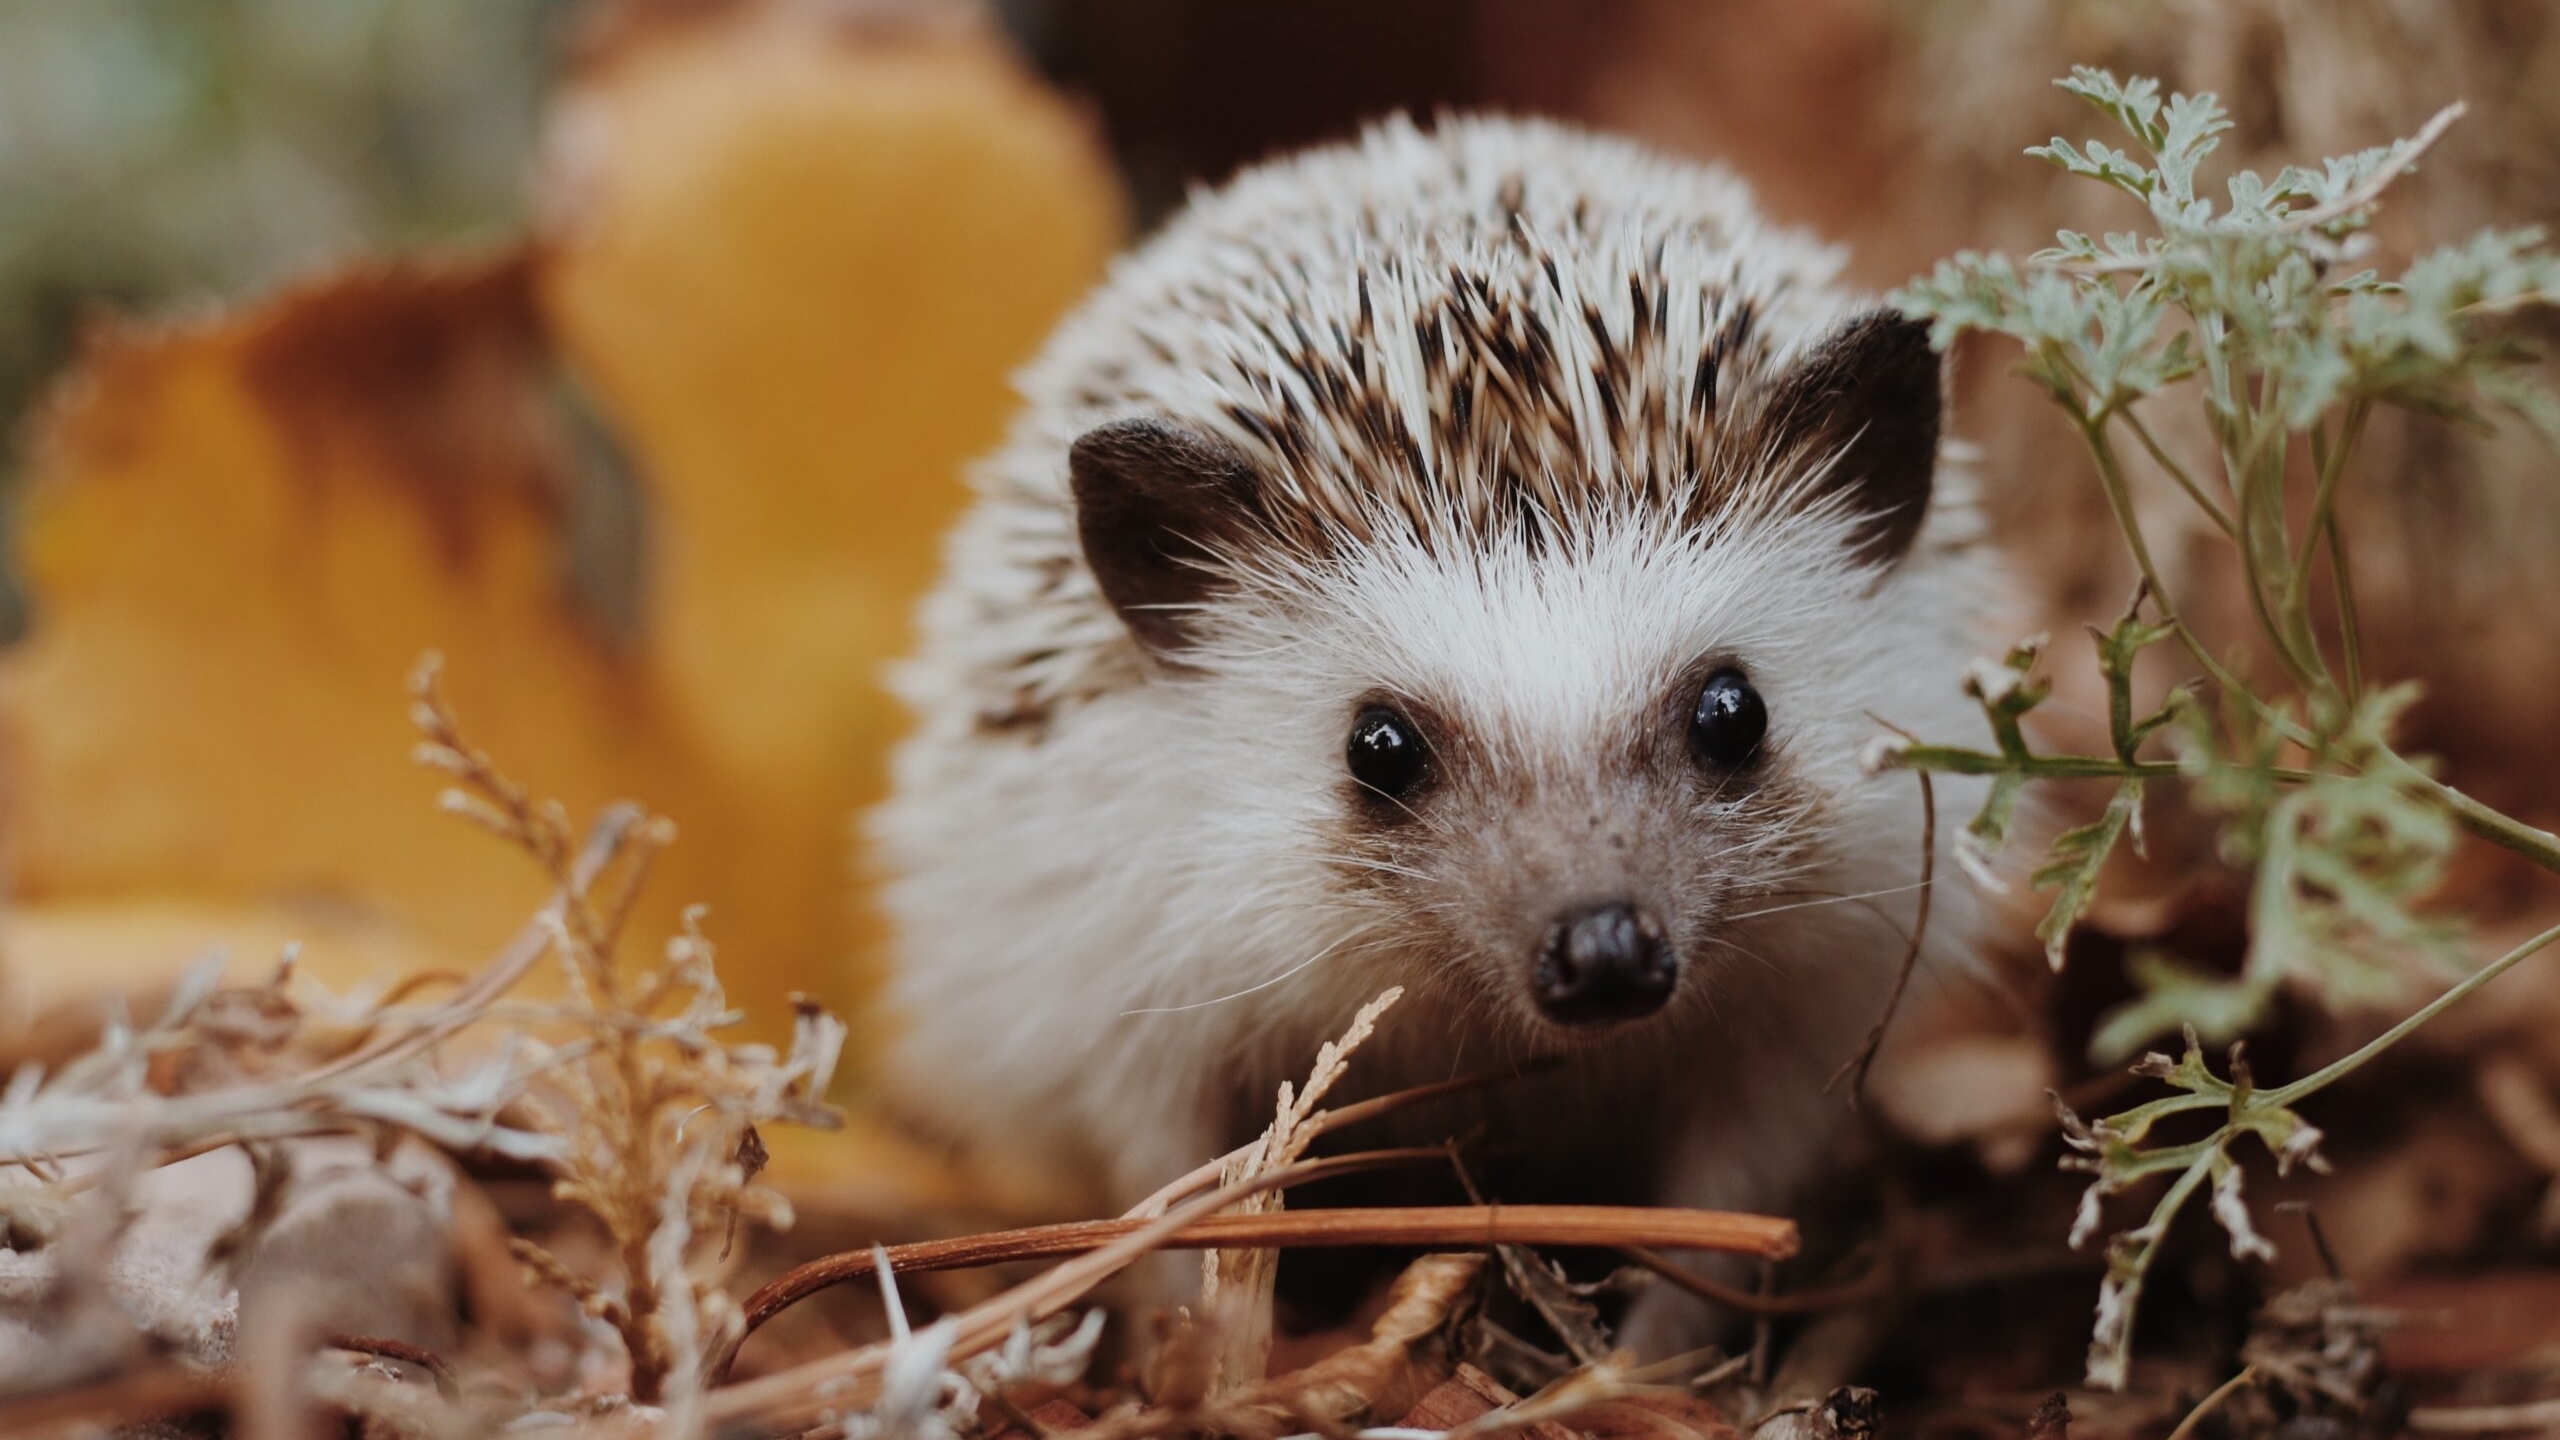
872, 114, 2002, 1352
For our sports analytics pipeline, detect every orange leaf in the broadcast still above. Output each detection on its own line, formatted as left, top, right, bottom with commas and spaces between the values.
0, 0, 1122, 1105
0, 257, 697, 1002
536, 0, 1124, 1027
542, 0, 1120, 792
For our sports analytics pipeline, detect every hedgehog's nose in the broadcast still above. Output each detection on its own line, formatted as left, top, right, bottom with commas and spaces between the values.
1533, 901, 1677, 1025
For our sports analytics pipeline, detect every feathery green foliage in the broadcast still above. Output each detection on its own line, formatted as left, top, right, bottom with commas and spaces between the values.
1887, 67, 2560, 1388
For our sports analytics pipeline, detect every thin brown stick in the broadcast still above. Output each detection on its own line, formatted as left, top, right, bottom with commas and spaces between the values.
748, 1205, 1796, 1330
1306, 1065, 1552, 1143
2408, 1398, 2560, 1434
2165, 1367, 2256, 1440
0, 1362, 228, 1438
723, 1201, 1794, 1391
1829, 749, 1936, 1107
39, 816, 624, 1189
301, 803, 645, 1086
714, 1048, 1524, 1396
1132, 1067, 1538, 1217
715, 1145, 1450, 1384
1620, 1245, 1893, 1318
705, 1160, 1795, 1428
323, 1333, 460, 1401
703, 1153, 1407, 1428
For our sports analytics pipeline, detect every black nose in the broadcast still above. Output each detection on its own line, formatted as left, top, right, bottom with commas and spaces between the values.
1533, 901, 1677, 1024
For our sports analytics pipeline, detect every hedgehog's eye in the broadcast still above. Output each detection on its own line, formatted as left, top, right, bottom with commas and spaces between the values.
1689, 669, 1767, 769
1347, 706, 1428, 801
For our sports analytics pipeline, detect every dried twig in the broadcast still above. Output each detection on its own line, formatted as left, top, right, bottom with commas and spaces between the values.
749, 1205, 1797, 1323
2164, 1368, 2256, 1440
1202, 988, 1405, 1393
733, 1146, 1440, 1340
1453, 1155, 1612, 1368
2409, 1398, 2560, 1434
405, 654, 844, 1405
1620, 1245, 1893, 1319
1829, 729, 1935, 1108
703, 1139, 1791, 1436
1089, 1253, 1489, 1440
0, 1362, 229, 1440
1132, 1067, 1539, 1219
324, 1333, 461, 1401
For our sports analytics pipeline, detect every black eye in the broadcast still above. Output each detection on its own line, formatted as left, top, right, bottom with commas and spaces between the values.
1347, 706, 1428, 801
1689, 669, 1767, 768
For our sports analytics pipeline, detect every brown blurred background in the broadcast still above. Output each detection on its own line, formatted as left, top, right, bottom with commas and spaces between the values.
4, 0, 2557, 1050
9, 1, 2558, 720
1, 0, 2557, 1379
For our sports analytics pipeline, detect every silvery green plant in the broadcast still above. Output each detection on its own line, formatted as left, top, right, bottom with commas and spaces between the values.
1889, 68, 2560, 1389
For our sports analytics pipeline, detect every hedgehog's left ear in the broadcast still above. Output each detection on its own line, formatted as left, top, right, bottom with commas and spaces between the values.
1757, 307, 1943, 567
1070, 417, 1267, 656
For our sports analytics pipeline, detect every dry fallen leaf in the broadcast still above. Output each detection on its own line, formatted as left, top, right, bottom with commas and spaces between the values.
540, 0, 1123, 800
0, 256, 696, 1014
535, 0, 1123, 1033
0, 0, 1122, 1191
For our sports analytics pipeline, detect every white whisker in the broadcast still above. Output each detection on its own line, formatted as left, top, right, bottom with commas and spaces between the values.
1728, 877, 1938, 922
1120, 930, 1363, 1016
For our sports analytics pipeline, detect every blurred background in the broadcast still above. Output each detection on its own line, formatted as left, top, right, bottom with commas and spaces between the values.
0, 0, 1815, 540
9, 0, 2560, 649
0, 0, 2557, 1411
0, 0, 561, 621
2, 0, 2558, 1185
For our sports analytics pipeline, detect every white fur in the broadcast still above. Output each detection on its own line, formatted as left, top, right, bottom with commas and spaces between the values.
871, 116, 2007, 1350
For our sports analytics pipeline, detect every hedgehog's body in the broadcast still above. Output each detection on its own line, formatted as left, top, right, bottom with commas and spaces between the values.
875, 116, 2000, 1349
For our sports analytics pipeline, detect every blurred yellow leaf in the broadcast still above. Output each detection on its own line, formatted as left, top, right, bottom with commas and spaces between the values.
0, 0, 1122, 1118
537, 0, 1124, 1022
542, 0, 1122, 797
0, 258, 697, 997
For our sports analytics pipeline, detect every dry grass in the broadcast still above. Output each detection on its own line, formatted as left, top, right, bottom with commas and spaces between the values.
0, 659, 1799, 1440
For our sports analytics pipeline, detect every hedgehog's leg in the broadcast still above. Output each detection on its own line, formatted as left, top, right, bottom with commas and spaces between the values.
1616, 1216, 1761, 1359
1619, 1077, 1844, 1360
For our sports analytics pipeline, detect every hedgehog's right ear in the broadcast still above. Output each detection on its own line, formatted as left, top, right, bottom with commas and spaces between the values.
1756, 307, 1944, 569
1070, 417, 1266, 655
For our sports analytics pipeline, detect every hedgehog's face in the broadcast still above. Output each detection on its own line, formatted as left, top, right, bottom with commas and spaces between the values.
1067, 308, 1946, 1044
1250, 509, 1889, 1045
1328, 660, 1771, 1029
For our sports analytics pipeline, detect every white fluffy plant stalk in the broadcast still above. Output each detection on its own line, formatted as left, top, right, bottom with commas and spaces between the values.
408, 653, 847, 1410
1198, 987, 1404, 1396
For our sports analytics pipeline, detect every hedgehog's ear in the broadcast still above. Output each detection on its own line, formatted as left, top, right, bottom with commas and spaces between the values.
1758, 307, 1943, 567
1070, 417, 1266, 654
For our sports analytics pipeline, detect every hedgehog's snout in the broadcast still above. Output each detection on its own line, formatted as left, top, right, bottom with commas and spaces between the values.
1531, 900, 1678, 1025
